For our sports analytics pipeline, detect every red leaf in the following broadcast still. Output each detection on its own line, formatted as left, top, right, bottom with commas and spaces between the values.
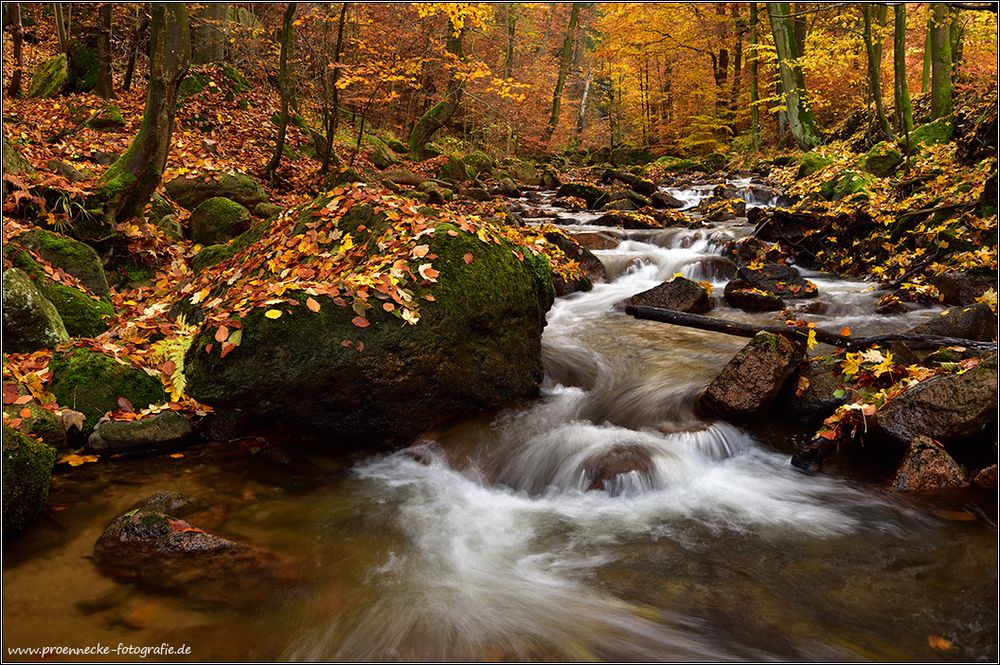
220, 341, 236, 358
463, 253, 474, 264
117, 397, 134, 413
161, 360, 177, 376
215, 326, 230, 342
351, 316, 370, 328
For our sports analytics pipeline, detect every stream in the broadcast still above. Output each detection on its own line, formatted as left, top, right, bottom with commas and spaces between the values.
3, 181, 996, 662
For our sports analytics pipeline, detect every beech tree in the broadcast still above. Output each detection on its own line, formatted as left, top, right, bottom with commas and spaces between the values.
893, 4, 913, 135
767, 2, 823, 150
543, 2, 580, 142
930, 2, 953, 118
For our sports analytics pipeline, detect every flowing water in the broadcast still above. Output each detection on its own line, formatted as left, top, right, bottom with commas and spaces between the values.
3, 183, 996, 662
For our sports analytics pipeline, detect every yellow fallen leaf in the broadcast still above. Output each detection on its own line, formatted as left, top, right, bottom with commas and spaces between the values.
264, 309, 282, 319
59, 453, 99, 467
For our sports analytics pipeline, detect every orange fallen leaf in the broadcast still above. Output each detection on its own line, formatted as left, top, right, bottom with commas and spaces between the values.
463, 253, 474, 264
169, 453, 185, 459
928, 635, 953, 651
19, 407, 31, 418
351, 316, 370, 328
306, 297, 321, 312
215, 326, 230, 342
838, 326, 851, 337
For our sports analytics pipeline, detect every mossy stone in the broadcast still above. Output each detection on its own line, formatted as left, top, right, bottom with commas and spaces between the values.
165, 171, 267, 210
27, 53, 67, 98
48, 348, 167, 435
862, 142, 904, 177
2, 429, 57, 537
1, 268, 68, 353
66, 41, 99, 92
833, 170, 875, 200
908, 119, 954, 149
798, 151, 834, 178
369, 142, 399, 170
386, 138, 408, 154
3, 395, 67, 449
19, 229, 110, 298
188, 197, 251, 245
464, 150, 495, 176
178, 71, 210, 99
88, 102, 125, 130
437, 155, 474, 183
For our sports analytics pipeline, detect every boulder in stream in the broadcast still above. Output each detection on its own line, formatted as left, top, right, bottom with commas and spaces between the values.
2, 428, 57, 537
620, 276, 713, 314
572, 231, 620, 251
909, 303, 996, 342
94, 492, 299, 605
592, 211, 663, 230
88, 411, 196, 453
554, 182, 611, 209
736, 263, 818, 299
544, 231, 606, 296
723, 278, 785, 312
774, 357, 848, 425
582, 444, 655, 495
650, 191, 686, 209
891, 436, 969, 492
931, 271, 995, 307
700, 332, 803, 422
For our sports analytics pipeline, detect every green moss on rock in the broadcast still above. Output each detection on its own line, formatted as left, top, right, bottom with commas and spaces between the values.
19, 229, 110, 298
798, 151, 834, 178
48, 348, 167, 435
437, 155, 474, 183
88, 102, 126, 130
908, 119, 954, 149
188, 196, 251, 245
464, 150, 495, 176
2, 428, 57, 537
165, 171, 267, 210
3, 397, 67, 449
862, 142, 904, 177
27, 53, 67, 98
1, 268, 68, 353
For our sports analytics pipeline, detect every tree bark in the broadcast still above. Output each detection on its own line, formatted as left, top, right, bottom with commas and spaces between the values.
54, 3, 70, 52
7, 3, 24, 98
921, 15, 931, 93
949, 6, 964, 79
503, 3, 516, 80
123, 8, 150, 92
930, 2, 953, 118
767, 2, 823, 150
625, 306, 997, 351
321, 2, 349, 173
749, 2, 760, 150
96, 3, 114, 99
408, 26, 466, 160
862, 4, 892, 139
96, 3, 190, 224
893, 4, 913, 136
264, 3, 296, 182
191, 2, 229, 64
542, 2, 580, 143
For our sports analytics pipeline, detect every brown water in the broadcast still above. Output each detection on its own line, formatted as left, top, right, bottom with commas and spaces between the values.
4, 203, 997, 662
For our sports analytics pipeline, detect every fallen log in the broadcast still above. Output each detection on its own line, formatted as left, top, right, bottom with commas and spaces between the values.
624, 306, 998, 351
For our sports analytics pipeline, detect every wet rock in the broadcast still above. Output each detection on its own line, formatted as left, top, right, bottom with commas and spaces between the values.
401, 440, 445, 466
931, 272, 995, 307
48, 348, 167, 435
489, 177, 521, 198
876, 354, 998, 444
700, 197, 746, 222
165, 171, 267, 210
723, 278, 785, 312
723, 236, 788, 267
545, 232, 606, 296
700, 332, 803, 422
775, 358, 848, 425
94, 494, 299, 605
1, 268, 68, 353
875, 291, 910, 315
572, 231, 620, 250
188, 196, 252, 245
592, 211, 662, 230
612, 190, 653, 209
603, 198, 637, 211
696, 256, 738, 281
910, 303, 996, 342
737, 262, 818, 299
973, 464, 998, 489
555, 182, 611, 209
2, 428, 57, 537
650, 191, 686, 209
600, 169, 658, 196
620, 276, 712, 314
88, 411, 196, 453
583, 444, 655, 495
553, 195, 587, 211
891, 436, 969, 492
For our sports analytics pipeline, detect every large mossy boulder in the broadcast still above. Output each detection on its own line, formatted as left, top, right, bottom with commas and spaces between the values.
6, 250, 113, 338
27, 53, 67, 98
188, 196, 252, 245
369, 141, 399, 170
437, 155, 474, 183
2, 388, 67, 449
907, 119, 954, 150
464, 150, 495, 176
185, 206, 555, 446
2, 428, 57, 537
699, 332, 803, 422
797, 151, 833, 178
861, 142, 904, 177
165, 171, 267, 210
48, 349, 167, 435
2, 268, 68, 353
18, 229, 110, 298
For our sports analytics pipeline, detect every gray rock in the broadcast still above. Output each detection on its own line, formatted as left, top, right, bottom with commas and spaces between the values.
775, 358, 848, 424
910, 303, 996, 342
88, 411, 195, 453
621, 276, 712, 314
650, 191, 686, 209
891, 436, 969, 491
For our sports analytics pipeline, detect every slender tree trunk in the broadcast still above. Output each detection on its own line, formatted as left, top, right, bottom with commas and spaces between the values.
893, 5, 913, 135
97, 3, 190, 225
534, 3, 557, 58
265, 3, 296, 182
542, 3, 580, 143
409, 27, 466, 160
921, 15, 931, 93
95, 3, 114, 99
728, 3, 745, 137
8, 3, 24, 97
949, 6, 964, 80
767, 2, 823, 150
503, 3, 516, 80
54, 3, 70, 52
862, 4, 892, 139
123, 9, 150, 92
321, 2, 348, 172
930, 2, 953, 118
191, 2, 228, 64
749, 2, 760, 150
576, 64, 592, 133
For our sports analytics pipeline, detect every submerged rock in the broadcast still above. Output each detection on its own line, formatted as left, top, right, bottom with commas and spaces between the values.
94, 493, 299, 605
2, 428, 57, 537
700, 332, 802, 422
88, 411, 195, 453
891, 436, 969, 492
876, 354, 998, 444
620, 276, 712, 314
583, 444, 655, 495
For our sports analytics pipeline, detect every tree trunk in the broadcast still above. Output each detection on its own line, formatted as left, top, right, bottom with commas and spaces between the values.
96, 3, 114, 99
893, 4, 913, 136
54, 3, 70, 52
767, 2, 823, 150
862, 4, 892, 139
930, 2, 953, 118
408, 26, 466, 160
321, 2, 348, 173
8, 3, 24, 97
749, 2, 760, 150
96, 3, 190, 224
191, 2, 228, 64
792, 1, 809, 56
921, 16, 931, 93
728, 3, 745, 137
576, 65, 592, 134
542, 3, 580, 143
503, 3, 516, 80
949, 6, 964, 80
123, 9, 150, 92
264, 3, 296, 182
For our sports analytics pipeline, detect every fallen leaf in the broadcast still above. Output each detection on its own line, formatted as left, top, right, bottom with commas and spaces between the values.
117, 397, 135, 413
215, 326, 230, 342
351, 316, 370, 328
928, 635, 954, 651
306, 297, 321, 312
19, 407, 31, 418
169, 453, 185, 459
463, 253, 474, 264
59, 453, 100, 467
264, 309, 283, 319
60, 409, 85, 431
838, 326, 851, 337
